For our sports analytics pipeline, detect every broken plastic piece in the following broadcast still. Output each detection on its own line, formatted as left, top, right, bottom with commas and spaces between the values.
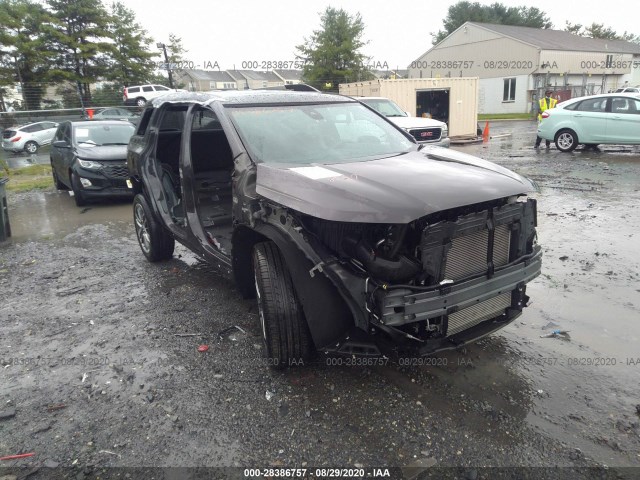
197, 345, 209, 352
309, 262, 324, 278
540, 329, 570, 339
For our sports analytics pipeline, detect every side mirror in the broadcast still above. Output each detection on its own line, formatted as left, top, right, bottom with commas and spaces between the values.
52, 140, 70, 148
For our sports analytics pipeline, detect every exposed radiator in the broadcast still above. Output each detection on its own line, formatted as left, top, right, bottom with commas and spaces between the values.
444, 224, 511, 281
446, 292, 511, 336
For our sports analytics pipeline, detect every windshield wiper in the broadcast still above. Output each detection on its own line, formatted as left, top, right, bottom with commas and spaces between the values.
101, 142, 129, 146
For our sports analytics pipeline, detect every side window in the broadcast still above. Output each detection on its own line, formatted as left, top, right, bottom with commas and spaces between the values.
54, 124, 65, 141
136, 109, 153, 135
155, 85, 170, 91
191, 109, 221, 131
142, 86, 154, 92
159, 107, 187, 131
22, 124, 42, 133
575, 98, 606, 112
128, 87, 140, 94
611, 97, 639, 114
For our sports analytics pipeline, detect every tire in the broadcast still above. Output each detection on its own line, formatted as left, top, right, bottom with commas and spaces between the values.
252, 241, 313, 369
70, 172, 87, 206
135, 97, 147, 107
24, 141, 38, 154
133, 194, 175, 262
555, 129, 578, 152
51, 163, 68, 190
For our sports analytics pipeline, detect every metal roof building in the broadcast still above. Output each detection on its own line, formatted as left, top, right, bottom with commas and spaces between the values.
408, 22, 640, 114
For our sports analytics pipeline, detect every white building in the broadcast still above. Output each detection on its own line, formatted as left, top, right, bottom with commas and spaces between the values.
408, 22, 640, 114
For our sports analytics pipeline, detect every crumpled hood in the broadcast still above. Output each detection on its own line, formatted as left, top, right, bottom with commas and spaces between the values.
75, 145, 128, 161
387, 116, 446, 130
256, 150, 537, 223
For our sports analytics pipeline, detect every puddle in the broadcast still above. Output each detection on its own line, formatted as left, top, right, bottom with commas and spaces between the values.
5, 190, 133, 242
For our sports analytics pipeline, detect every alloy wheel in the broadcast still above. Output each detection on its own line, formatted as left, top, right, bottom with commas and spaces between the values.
134, 203, 151, 254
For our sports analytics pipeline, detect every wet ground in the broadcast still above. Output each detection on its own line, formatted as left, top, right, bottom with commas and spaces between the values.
1, 121, 639, 479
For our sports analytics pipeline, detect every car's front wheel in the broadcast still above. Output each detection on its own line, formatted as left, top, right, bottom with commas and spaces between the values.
133, 194, 175, 262
70, 172, 87, 206
24, 141, 38, 154
555, 129, 578, 152
252, 241, 313, 369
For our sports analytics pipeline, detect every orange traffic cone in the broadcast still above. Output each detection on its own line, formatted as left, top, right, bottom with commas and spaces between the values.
86, 108, 95, 119
482, 121, 490, 142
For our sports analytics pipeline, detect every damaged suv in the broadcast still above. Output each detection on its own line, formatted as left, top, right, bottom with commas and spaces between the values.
127, 91, 541, 367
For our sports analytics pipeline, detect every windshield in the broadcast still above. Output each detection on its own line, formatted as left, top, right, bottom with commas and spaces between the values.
228, 102, 415, 165
359, 98, 407, 117
73, 123, 135, 146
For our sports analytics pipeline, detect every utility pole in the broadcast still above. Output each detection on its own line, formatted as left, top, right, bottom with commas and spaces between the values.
157, 42, 174, 89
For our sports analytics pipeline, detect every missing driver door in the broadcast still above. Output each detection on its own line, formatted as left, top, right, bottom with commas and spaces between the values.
182, 105, 235, 259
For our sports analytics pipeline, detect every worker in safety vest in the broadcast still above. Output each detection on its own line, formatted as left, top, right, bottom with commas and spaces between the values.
535, 90, 557, 148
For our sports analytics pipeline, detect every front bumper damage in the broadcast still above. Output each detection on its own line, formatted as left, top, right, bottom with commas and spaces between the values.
377, 248, 541, 327
253, 198, 542, 357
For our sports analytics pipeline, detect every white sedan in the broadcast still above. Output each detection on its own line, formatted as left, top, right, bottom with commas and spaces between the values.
537, 93, 640, 152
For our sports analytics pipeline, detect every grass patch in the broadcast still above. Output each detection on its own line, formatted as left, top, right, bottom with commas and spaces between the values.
478, 113, 533, 120
2, 163, 54, 193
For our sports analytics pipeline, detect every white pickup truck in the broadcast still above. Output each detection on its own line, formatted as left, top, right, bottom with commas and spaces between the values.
357, 97, 450, 148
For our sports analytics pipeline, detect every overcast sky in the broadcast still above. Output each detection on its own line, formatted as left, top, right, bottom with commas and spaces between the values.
124, 0, 638, 71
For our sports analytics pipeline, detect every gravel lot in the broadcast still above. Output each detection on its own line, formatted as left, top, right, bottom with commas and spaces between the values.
1, 120, 639, 479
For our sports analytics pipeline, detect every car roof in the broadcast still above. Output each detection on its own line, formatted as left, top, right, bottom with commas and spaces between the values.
356, 97, 394, 101
563, 92, 640, 103
148, 90, 356, 108
68, 120, 135, 126
16, 121, 57, 129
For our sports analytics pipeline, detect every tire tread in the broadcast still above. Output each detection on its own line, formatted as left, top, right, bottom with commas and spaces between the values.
253, 241, 312, 368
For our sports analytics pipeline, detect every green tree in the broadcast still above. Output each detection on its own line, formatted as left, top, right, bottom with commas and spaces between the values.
106, 1, 157, 86
0, 0, 53, 109
564, 21, 639, 42
46, 0, 114, 105
296, 7, 374, 91
564, 21, 583, 36
166, 33, 187, 65
90, 82, 122, 105
153, 33, 187, 88
432, 2, 552, 44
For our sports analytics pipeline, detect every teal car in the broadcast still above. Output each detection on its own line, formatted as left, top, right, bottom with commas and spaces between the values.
537, 93, 640, 152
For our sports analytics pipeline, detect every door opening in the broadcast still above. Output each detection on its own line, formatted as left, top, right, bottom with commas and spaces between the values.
416, 89, 450, 124
188, 107, 234, 255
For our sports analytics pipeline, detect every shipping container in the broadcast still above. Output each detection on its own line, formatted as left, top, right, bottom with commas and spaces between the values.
339, 78, 479, 137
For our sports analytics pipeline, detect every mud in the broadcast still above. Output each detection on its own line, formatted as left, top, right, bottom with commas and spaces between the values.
1, 120, 639, 478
